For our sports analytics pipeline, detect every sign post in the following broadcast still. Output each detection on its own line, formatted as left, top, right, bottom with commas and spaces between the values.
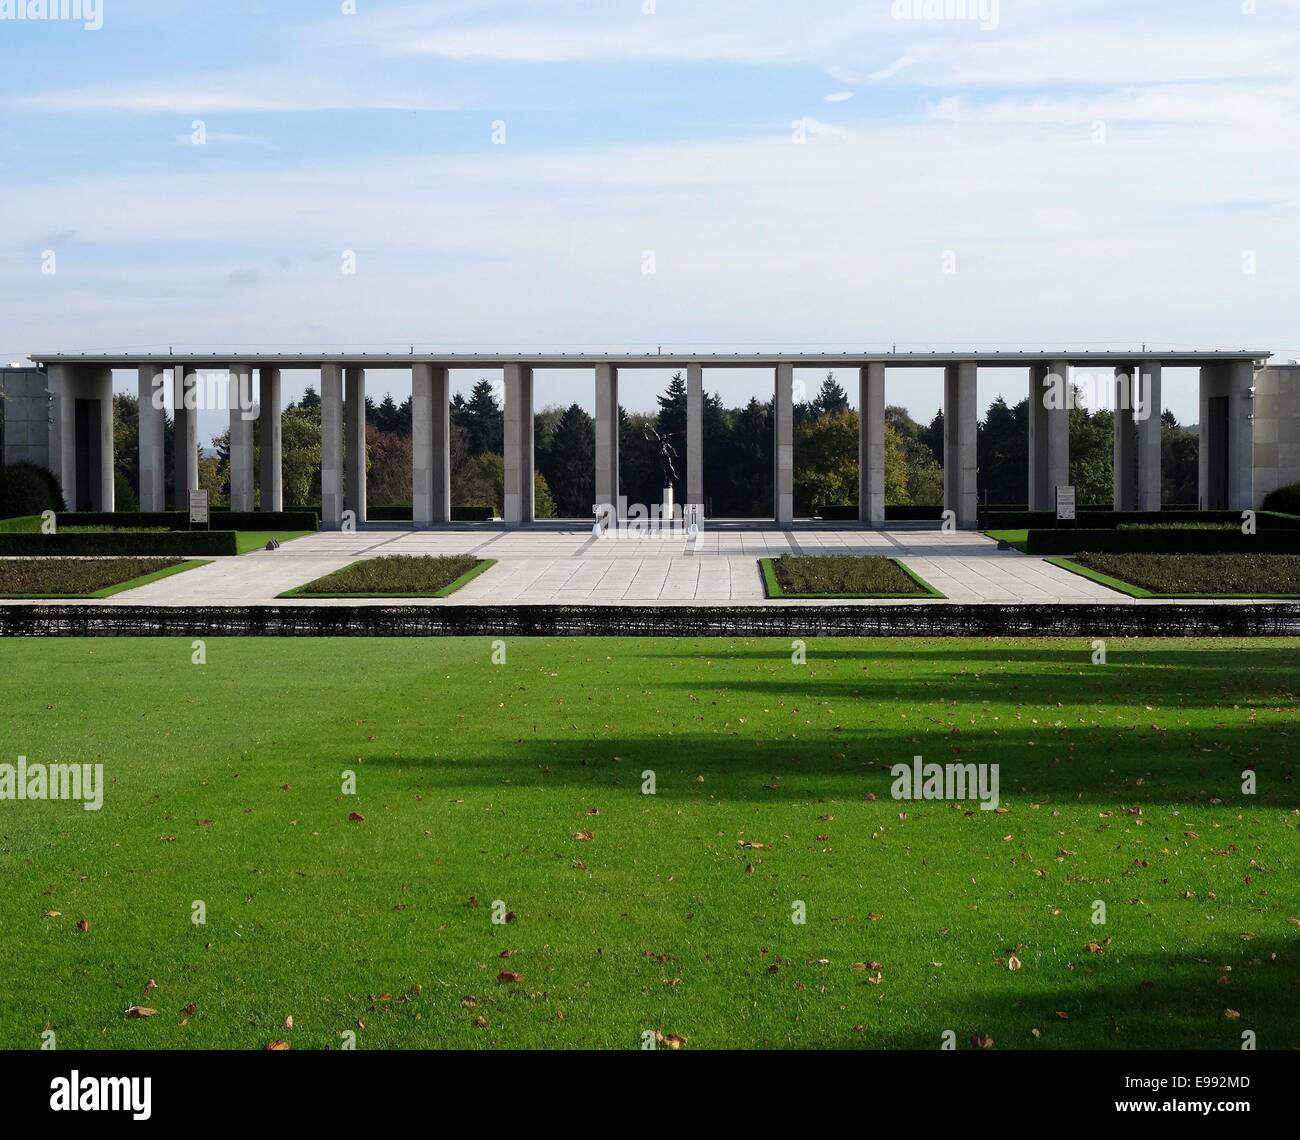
1055, 484, 1076, 526
188, 489, 210, 531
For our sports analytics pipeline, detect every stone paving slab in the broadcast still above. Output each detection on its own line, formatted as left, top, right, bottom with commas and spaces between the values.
0, 527, 1280, 608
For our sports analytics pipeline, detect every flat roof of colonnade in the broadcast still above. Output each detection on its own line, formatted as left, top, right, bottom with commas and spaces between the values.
28, 349, 1270, 370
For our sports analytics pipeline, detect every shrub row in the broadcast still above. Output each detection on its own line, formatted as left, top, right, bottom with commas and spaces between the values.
57, 510, 319, 531
0, 531, 238, 556
366, 505, 495, 522
983, 509, 1300, 531
1024, 529, 1300, 555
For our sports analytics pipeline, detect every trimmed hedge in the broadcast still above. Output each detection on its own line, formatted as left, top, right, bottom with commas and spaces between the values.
368, 504, 495, 522
982, 509, 1300, 531
1023, 528, 1300, 555
57, 510, 319, 531
294, 503, 496, 523
885, 504, 943, 521
0, 531, 238, 556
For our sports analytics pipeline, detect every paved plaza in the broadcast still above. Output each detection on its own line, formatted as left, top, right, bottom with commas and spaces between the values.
2, 526, 1171, 607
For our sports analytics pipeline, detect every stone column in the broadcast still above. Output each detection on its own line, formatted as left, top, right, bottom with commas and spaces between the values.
136, 364, 166, 511
774, 362, 794, 524
1199, 361, 1255, 511
227, 364, 255, 512
943, 362, 978, 527
94, 367, 115, 512
686, 363, 704, 512
258, 367, 282, 512
47, 364, 73, 505
503, 364, 534, 524
594, 363, 619, 512
1113, 363, 1161, 511
411, 364, 451, 526
172, 363, 199, 508
344, 366, 367, 524
429, 367, 450, 524
320, 364, 344, 527
1028, 361, 1070, 511
1250, 363, 1300, 508
858, 362, 886, 525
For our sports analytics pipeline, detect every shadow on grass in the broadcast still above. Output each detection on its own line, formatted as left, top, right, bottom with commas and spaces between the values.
648, 645, 1300, 672
365, 718, 1300, 806
809, 935, 1298, 1051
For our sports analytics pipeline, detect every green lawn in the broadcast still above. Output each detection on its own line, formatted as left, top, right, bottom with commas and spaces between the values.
985, 529, 1029, 552
235, 530, 315, 555
0, 637, 1296, 1051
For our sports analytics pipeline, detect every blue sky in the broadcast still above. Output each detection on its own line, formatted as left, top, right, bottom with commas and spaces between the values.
2, 0, 1298, 445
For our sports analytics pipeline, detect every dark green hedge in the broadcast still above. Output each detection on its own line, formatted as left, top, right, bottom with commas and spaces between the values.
1262, 482, 1300, 516
1024, 529, 1300, 555
984, 509, 1300, 531
0, 531, 238, 556
58, 510, 318, 531
0, 462, 65, 519
885, 504, 943, 521
366, 505, 495, 522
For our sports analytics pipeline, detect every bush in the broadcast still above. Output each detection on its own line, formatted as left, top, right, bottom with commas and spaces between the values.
885, 504, 942, 521
1024, 529, 1300, 555
0, 531, 238, 556
56, 510, 318, 531
1262, 481, 1300, 516
0, 462, 65, 519
114, 471, 140, 512
982, 509, 1300, 531
0, 557, 185, 596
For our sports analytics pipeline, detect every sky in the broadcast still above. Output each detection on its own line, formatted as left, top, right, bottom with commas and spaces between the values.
2, 0, 1298, 447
